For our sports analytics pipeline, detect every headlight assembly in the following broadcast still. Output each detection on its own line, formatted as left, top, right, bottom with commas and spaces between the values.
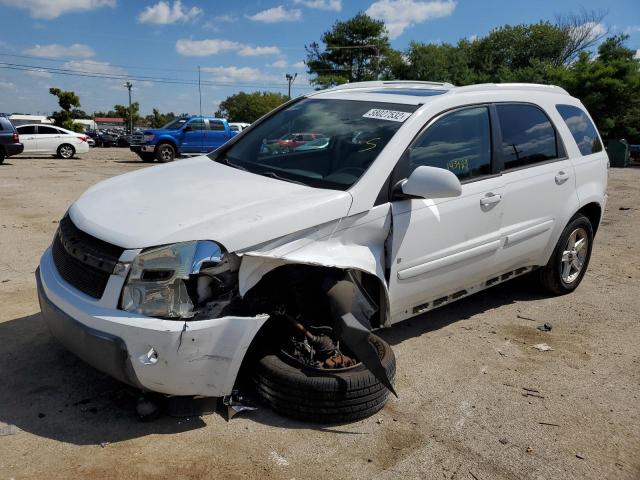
120, 240, 232, 319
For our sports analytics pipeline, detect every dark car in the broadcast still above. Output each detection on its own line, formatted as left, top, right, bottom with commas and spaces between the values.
0, 115, 24, 164
97, 133, 117, 148
117, 134, 131, 148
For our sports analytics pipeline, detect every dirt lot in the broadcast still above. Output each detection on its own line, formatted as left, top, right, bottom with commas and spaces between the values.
0, 148, 639, 480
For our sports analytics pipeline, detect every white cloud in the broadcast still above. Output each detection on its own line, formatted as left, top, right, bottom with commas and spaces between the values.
213, 14, 236, 23
269, 59, 288, 68
175, 38, 241, 56
467, 34, 478, 42
293, 0, 341, 11
579, 21, 606, 41
365, 0, 456, 39
0, 0, 115, 20
138, 1, 202, 25
201, 66, 278, 83
176, 38, 281, 57
292, 61, 306, 69
238, 45, 282, 56
24, 43, 95, 59
26, 69, 53, 78
63, 60, 126, 76
623, 25, 640, 34
246, 5, 302, 23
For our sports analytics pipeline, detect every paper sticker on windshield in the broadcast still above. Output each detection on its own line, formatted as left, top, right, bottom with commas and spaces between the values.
362, 109, 412, 122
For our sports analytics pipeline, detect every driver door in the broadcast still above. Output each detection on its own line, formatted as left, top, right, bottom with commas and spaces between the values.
388, 105, 505, 323
181, 119, 205, 153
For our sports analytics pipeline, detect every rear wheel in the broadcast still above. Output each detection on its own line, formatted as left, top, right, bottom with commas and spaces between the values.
254, 333, 396, 423
156, 144, 175, 163
57, 144, 75, 159
535, 214, 593, 295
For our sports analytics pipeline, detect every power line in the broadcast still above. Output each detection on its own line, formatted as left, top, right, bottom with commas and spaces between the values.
0, 61, 310, 90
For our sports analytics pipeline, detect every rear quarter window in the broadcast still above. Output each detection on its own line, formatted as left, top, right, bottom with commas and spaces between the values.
556, 104, 603, 156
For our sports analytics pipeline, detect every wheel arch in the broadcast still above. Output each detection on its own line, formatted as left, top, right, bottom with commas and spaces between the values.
576, 201, 602, 236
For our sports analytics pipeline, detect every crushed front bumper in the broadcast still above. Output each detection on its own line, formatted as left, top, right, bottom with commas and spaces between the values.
37, 247, 268, 397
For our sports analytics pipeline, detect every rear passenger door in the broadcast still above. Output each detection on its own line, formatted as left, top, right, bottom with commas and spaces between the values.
388, 105, 505, 322
16, 125, 38, 153
493, 103, 578, 272
203, 119, 228, 152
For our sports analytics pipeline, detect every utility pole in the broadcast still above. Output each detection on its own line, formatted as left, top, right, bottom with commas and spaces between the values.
198, 66, 202, 117
285, 73, 297, 99
124, 81, 133, 134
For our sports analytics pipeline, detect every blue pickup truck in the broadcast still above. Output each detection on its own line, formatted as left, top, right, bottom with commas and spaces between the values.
130, 116, 237, 162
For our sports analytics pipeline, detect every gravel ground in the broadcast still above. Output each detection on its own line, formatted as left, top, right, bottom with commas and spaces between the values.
0, 148, 639, 480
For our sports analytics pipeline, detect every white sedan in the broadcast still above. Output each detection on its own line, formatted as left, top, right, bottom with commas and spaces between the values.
16, 124, 90, 158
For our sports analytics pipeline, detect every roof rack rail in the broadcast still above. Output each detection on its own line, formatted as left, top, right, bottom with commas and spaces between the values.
322, 80, 455, 93
453, 83, 569, 95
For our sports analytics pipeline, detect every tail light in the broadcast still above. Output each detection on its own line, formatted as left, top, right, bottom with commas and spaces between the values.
12, 132, 19, 143
78, 136, 89, 142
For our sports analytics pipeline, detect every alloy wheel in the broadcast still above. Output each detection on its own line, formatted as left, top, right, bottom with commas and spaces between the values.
561, 227, 588, 284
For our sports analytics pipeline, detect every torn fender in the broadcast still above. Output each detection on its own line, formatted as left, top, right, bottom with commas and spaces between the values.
238, 204, 393, 326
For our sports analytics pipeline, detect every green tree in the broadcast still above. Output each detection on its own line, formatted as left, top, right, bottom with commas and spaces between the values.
49, 87, 81, 128
552, 35, 640, 142
145, 108, 176, 128
113, 102, 141, 131
305, 12, 391, 88
215, 91, 288, 123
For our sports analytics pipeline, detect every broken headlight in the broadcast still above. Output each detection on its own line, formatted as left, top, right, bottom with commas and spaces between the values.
120, 240, 231, 319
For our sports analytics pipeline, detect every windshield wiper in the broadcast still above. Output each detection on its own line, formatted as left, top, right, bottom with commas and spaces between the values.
259, 171, 307, 185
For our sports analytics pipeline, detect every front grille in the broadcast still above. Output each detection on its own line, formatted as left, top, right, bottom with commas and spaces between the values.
130, 134, 143, 145
52, 216, 125, 299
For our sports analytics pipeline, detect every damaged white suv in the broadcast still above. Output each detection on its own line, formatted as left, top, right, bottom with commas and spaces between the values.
37, 81, 608, 422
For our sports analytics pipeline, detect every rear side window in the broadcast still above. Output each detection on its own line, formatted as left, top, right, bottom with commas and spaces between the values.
556, 104, 602, 155
38, 126, 59, 135
496, 104, 558, 170
209, 120, 225, 131
409, 106, 492, 181
18, 125, 36, 134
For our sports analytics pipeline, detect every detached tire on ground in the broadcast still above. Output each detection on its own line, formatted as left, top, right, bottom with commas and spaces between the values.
254, 334, 396, 423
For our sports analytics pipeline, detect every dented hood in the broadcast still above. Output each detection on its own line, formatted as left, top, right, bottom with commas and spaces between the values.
69, 156, 352, 251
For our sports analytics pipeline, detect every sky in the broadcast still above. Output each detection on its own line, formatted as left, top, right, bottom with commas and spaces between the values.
0, 0, 638, 117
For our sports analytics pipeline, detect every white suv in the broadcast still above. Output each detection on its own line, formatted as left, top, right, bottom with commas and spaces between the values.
37, 81, 608, 422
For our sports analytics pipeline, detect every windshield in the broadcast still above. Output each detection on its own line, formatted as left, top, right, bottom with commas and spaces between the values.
213, 98, 417, 190
162, 118, 188, 130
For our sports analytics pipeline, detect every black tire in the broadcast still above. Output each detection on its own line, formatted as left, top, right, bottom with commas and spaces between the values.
57, 144, 75, 159
139, 153, 155, 163
535, 213, 594, 295
0, 148, 5, 164
156, 143, 175, 163
254, 334, 396, 423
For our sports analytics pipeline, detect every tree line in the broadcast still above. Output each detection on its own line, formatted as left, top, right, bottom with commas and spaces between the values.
46, 9, 639, 142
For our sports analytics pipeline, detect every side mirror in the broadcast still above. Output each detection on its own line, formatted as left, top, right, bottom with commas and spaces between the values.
399, 165, 462, 199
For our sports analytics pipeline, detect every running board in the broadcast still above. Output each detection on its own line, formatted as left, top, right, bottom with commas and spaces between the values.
411, 266, 534, 316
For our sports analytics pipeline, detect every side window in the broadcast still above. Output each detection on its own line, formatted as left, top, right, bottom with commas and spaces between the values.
496, 104, 558, 170
37, 126, 59, 135
409, 106, 492, 181
209, 120, 225, 131
187, 119, 205, 131
556, 104, 602, 156
18, 125, 36, 135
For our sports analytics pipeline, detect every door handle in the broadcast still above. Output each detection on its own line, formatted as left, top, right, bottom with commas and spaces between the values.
555, 171, 569, 185
480, 193, 502, 206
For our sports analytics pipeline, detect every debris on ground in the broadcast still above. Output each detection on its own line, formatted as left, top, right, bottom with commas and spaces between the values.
538, 422, 560, 427
0, 424, 22, 436
532, 343, 553, 351
222, 390, 257, 420
517, 313, 537, 321
100, 442, 110, 448
136, 396, 161, 421
269, 451, 289, 466
576, 453, 585, 459
499, 438, 509, 445
537, 323, 553, 332
618, 207, 631, 211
